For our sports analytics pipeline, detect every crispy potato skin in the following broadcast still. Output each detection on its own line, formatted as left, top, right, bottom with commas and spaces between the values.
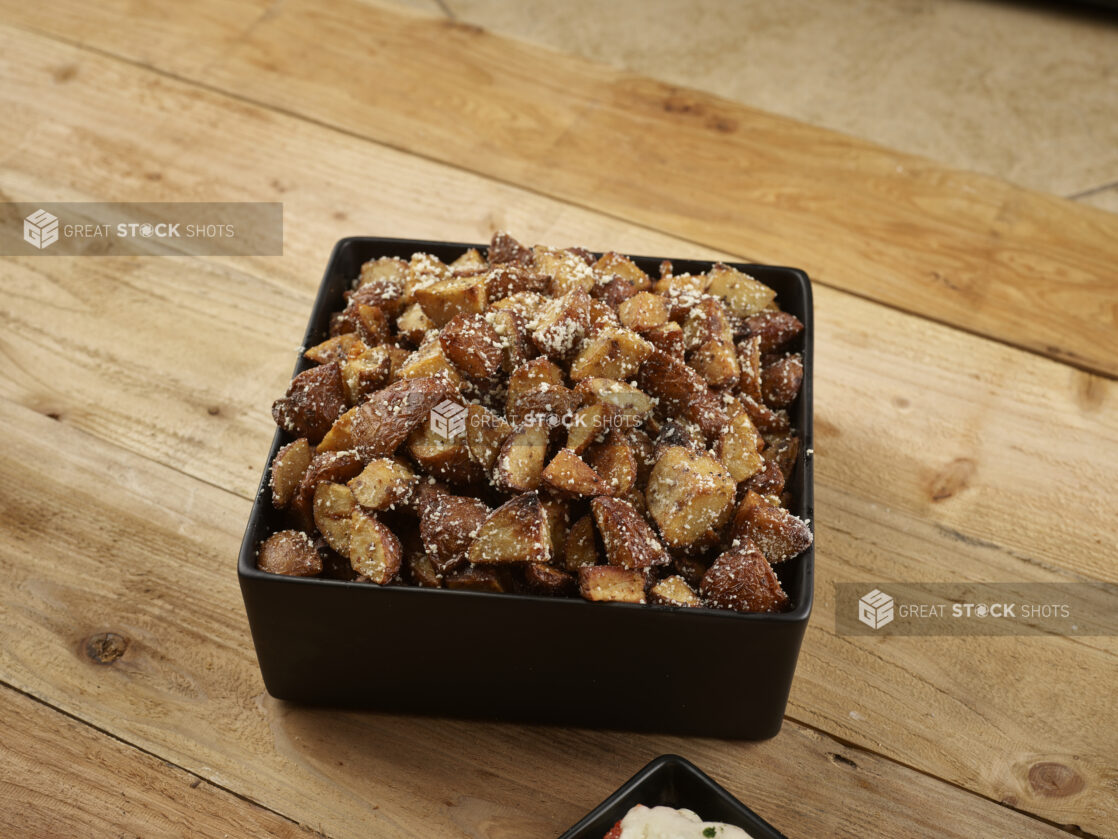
700, 540, 789, 613
348, 376, 454, 459
591, 496, 670, 571
731, 491, 813, 564
257, 530, 323, 577
578, 565, 647, 604
291, 450, 365, 530
468, 491, 550, 565
439, 313, 504, 379
270, 438, 311, 508
420, 493, 490, 574
349, 511, 403, 584
272, 362, 348, 442
646, 446, 736, 549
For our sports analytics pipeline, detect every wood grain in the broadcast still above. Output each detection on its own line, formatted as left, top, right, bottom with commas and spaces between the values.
0, 398, 1080, 839
3, 0, 1117, 376
0, 684, 319, 838
0, 28, 1116, 835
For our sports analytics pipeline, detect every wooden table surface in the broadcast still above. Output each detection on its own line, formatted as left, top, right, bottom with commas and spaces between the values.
1, 2, 1116, 837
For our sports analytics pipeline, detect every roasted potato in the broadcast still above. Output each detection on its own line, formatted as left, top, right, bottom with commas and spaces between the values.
312, 481, 358, 555
542, 448, 613, 496
761, 353, 804, 408
745, 310, 804, 353
562, 514, 601, 571
468, 491, 551, 565
407, 414, 486, 486
257, 530, 323, 577
565, 402, 615, 454
270, 437, 311, 508
347, 457, 417, 510
493, 424, 550, 492
530, 289, 591, 358
649, 574, 702, 608
348, 376, 454, 459
574, 377, 654, 428
420, 492, 490, 574
439, 313, 504, 379
415, 273, 488, 327
700, 540, 789, 612
291, 450, 365, 529
524, 563, 576, 596
271, 362, 348, 442
396, 337, 467, 390
349, 510, 402, 584
578, 565, 647, 604
465, 403, 513, 470
716, 411, 765, 482
705, 263, 776, 317
731, 491, 813, 564
591, 496, 670, 571
618, 291, 669, 332
646, 446, 736, 548
585, 431, 638, 495
569, 326, 654, 382
396, 302, 435, 346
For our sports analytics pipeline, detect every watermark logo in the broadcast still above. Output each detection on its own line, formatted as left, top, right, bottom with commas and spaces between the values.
858, 589, 894, 630
23, 209, 59, 250
430, 400, 467, 439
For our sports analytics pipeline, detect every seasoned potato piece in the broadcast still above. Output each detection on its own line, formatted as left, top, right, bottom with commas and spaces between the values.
489, 230, 533, 266
330, 303, 391, 346
761, 353, 804, 408
469, 491, 551, 565
291, 450, 364, 529
574, 377, 654, 428
717, 411, 765, 482
530, 289, 592, 358
507, 358, 564, 407
485, 264, 550, 300
644, 321, 686, 358
592, 496, 670, 570
488, 290, 547, 319
347, 457, 417, 510
439, 313, 504, 379
653, 418, 705, 457
396, 338, 466, 390
587, 298, 622, 333
305, 333, 366, 365
565, 402, 615, 453
450, 247, 487, 274
420, 492, 490, 574
562, 514, 601, 571
270, 438, 311, 508
636, 351, 729, 439
737, 335, 764, 401
356, 257, 408, 314
313, 482, 357, 555
465, 403, 513, 470
257, 530, 323, 577
403, 252, 452, 305
690, 339, 740, 389
672, 554, 709, 590
271, 362, 348, 442
649, 575, 702, 608
578, 565, 646, 604
341, 345, 392, 404
744, 458, 785, 497
700, 541, 789, 613
349, 376, 454, 459
494, 424, 550, 492
594, 251, 651, 291
596, 276, 639, 308
396, 302, 435, 346
585, 431, 638, 496
506, 384, 582, 429
569, 327, 654, 382
406, 552, 443, 588
542, 448, 613, 496
445, 566, 509, 593
415, 273, 488, 327
682, 298, 735, 350
646, 446, 736, 548
487, 308, 532, 372
766, 434, 801, 481
625, 428, 656, 485
745, 310, 804, 353
348, 510, 402, 584
318, 405, 358, 451
705, 263, 776, 317
739, 393, 790, 435
731, 491, 813, 564
407, 416, 486, 486
532, 245, 597, 295
524, 563, 576, 596
617, 291, 669, 332
540, 495, 570, 558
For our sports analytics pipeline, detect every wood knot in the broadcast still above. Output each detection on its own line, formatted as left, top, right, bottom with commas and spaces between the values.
207, 405, 221, 416
1027, 762, 1084, 798
929, 457, 976, 501
52, 64, 78, 84
84, 632, 129, 665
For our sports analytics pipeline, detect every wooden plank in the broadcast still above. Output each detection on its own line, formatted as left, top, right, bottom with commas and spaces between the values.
1, 29, 1116, 834
3, 0, 1118, 376
0, 684, 319, 838
0, 398, 1079, 839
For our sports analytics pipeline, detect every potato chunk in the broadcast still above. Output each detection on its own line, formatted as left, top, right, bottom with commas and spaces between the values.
420, 492, 490, 574
270, 438, 311, 508
700, 541, 789, 613
349, 511, 402, 584
530, 289, 591, 358
494, 424, 550, 492
465, 403, 513, 470
716, 411, 765, 483
704, 263, 776, 317
568, 327, 654, 382
257, 530, 322, 577
348, 376, 454, 459
468, 492, 551, 565
312, 482, 357, 555
578, 566, 646, 604
347, 458, 417, 510
574, 377, 654, 428
591, 496, 670, 571
646, 446, 736, 548
649, 575, 702, 608
439, 313, 504, 379
271, 362, 348, 442
562, 514, 601, 571
415, 273, 488, 327
731, 491, 813, 564
618, 291, 669, 332
542, 448, 613, 496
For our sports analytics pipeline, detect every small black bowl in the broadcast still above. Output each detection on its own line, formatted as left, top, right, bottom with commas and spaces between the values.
559, 754, 787, 838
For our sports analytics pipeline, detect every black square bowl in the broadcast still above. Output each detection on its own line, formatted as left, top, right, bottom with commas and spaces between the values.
559, 754, 787, 838
238, 237, 814, 739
